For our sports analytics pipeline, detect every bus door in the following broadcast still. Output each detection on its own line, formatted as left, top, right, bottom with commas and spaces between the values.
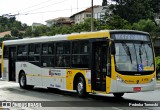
9, 47, 16, 81
92, 40, 108, 91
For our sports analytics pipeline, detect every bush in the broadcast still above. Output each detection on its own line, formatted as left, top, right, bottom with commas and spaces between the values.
156, 56, 160, 70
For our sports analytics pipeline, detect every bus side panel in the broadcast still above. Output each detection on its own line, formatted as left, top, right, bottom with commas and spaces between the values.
66, 69, 92, 92
16, 62, 42, 87
2, 59, 9, 81
41, 68, 66, 90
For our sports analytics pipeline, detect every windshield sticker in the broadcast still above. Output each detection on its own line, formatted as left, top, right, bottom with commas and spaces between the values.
138, 64, 143, 71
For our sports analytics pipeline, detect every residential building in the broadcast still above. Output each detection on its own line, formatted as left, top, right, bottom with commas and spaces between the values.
45, 19, 56, 27
32, 22, 43, 30
0, 31, 11, 38
70, 6, 107, 24
45, 17, 73, 27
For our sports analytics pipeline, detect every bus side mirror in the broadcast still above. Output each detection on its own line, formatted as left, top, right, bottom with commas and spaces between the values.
111, 42, 116, 55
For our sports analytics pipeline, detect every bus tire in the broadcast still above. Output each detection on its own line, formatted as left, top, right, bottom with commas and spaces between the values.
19, 72, 27, 89
19, 72, 34, 89
113, 93, 124, 98
76, 77, 87, 98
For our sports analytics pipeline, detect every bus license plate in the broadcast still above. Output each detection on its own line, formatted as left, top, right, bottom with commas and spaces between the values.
133, 87, 141, 92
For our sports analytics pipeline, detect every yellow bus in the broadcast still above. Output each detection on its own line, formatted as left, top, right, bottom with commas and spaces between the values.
1, 30, 156, 98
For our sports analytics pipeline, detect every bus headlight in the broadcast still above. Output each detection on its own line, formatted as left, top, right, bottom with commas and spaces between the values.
116, 75, 125, 83
150, 75, 155, 82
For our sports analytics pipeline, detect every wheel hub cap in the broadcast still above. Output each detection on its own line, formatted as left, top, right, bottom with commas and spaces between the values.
78, 83, 83, 94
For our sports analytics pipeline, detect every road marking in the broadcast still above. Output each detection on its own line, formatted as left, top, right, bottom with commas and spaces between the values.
112, 107, 124, 110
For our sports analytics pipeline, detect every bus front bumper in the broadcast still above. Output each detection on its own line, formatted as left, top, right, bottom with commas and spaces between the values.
110, 79, 156, 93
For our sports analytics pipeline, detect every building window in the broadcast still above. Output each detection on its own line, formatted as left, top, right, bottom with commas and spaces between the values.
86, 14, 91, 18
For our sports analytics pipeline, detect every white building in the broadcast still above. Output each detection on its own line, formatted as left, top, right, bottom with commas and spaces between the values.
45, 17, 73, 27
45, 19, 56, 27
70, 6, 108, 24
32, 23, 43, 30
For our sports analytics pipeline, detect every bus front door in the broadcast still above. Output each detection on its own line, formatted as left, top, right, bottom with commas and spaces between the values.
92, 41, 108, 91
9, 47, 16, 81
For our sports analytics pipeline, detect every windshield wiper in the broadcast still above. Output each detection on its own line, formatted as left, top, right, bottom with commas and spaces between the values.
139, 42, 149, 65
122, 42, 132, 63
139, 44, 143, 63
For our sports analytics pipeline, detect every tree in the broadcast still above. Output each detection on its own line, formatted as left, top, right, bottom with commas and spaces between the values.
23, 26, 32, 37
102, 0, 108, 6
4, 34, 11, 38
11, 28, 19, 37
132, 19, 158, 32
112, 0, 157, 23
156, 56, 160, 70
99, 14, 131, 30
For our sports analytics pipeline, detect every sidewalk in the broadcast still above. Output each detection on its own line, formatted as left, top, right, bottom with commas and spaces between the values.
157, 79, 160, 83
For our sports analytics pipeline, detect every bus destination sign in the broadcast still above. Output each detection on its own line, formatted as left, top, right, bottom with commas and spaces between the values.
112, 34, 149, 41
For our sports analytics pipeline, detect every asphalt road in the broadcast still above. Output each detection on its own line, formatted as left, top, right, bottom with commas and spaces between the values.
0, 80, 160, 110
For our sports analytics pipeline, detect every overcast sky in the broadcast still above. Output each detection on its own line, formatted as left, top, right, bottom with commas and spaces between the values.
0, 0, 103, 25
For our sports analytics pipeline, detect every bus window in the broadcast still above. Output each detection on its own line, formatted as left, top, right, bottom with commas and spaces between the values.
72, 41, 89, 54
72, 41, 89, 68
42, 43, 54, 55
28, 44, 40, 66
29, 44, 40, 55
41, 43, 54, 67
17, 45, 27, 61
56, 42, 70, 54
18, 45, 27, 56
56, 42, 70, 67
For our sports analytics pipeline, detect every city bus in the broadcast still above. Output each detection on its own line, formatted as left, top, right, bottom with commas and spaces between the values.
1, 30, 156, 98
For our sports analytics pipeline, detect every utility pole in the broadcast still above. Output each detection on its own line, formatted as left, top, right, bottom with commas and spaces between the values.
77, 0, 78, 12
91, 0, 94, 32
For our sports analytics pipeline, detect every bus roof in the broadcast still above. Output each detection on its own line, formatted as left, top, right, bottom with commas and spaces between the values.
3, 30, 149, 45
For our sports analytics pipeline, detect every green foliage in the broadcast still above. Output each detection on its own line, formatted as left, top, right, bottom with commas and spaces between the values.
132, 19, 158, 32
4, 34, 11, 38
0, 16, 26, 32
112, 0, 157, 23
156, 56, 160, 70
11, 28, 19, 37
106, 15, 132, 29
23, 26, 32, 37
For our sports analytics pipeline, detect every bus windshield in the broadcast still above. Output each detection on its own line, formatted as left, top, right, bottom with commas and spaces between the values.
115, 42, 154, 72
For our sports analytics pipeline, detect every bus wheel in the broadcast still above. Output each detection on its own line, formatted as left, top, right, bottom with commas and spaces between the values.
19, 72, 34, 89
113, 93, 124, 98
19, 72, 27, 89
76, 77, 87, 98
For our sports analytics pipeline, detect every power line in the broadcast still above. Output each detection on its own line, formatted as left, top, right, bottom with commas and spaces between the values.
17, 7, 88, 15
11, 0, 53, 14
22, 0, 68, 14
